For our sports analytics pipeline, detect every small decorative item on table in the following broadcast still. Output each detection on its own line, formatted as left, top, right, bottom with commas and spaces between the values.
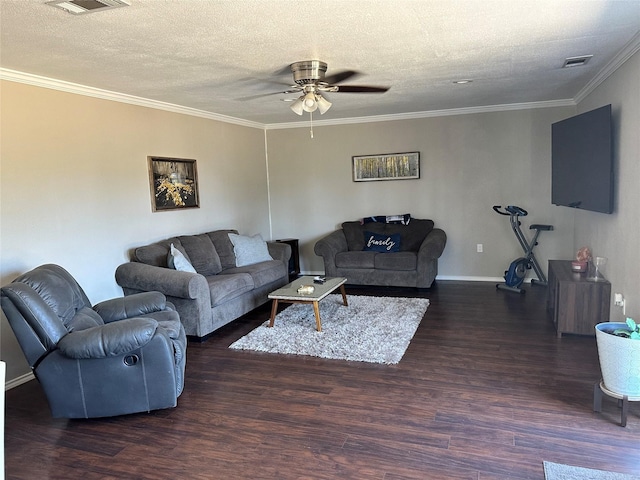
571, 246, 591, 273
297, 285, 315, 294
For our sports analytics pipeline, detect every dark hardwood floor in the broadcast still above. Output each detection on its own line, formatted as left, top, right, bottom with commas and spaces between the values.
5, 281, 640, 479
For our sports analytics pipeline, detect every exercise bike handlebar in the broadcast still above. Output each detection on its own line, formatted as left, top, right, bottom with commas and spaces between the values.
493, 205, 528, 216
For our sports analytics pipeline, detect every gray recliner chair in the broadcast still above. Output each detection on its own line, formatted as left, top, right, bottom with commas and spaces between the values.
1, 264, 186, 418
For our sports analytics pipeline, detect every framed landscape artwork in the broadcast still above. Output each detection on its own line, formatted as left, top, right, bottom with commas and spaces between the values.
148, 156, 200, 211
352, 152, 420, 182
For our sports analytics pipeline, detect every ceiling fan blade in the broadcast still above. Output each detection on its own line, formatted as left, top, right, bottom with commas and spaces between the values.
237, 89, 299, 101
323, 70, 360, 84
335, 85, 389, 93
273, 64, 294, 76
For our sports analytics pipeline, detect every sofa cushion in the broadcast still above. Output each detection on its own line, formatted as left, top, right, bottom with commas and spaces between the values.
228, 233, 273, 267
133, 238, 181, 267
397, 219, 434, 250
335, 251, 376, 269
223, 260, 285, 288
207, 230, 239, 270
67, 307, 104, 332
206, 273, 254, 306
374, 252, 417, 271
342, 219, 435, 252
342, 222, 366, 251
178, 234, 222, 276
363, 231, 401, 253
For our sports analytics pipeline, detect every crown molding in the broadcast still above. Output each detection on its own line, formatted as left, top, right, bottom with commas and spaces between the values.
0, 68, 264, 130
0, 68, 582, 130
264, 99, 576, 130
574, 31, 640, 104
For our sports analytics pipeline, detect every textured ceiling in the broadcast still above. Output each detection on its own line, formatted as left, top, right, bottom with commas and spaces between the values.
1, 0, 639, 125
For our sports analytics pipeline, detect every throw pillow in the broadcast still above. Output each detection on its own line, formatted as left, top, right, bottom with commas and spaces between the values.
167, 243, 197, 273
228, 233, 273, 267
363, 232, 401, 253
178, 234, 222, 276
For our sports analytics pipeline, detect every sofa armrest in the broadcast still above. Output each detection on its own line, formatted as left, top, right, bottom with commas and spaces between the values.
115, 262, 208, 300
314, 230, 348, 258
267, 241, 291, 266
116, 262, 212, 338
314, 230, 348, 276
57, 318, 158, 359
93, 291, 167, 323
417, 228, 447, 260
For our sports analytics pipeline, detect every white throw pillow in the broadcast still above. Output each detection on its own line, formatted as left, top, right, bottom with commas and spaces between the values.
168, 243, 197, 273
228, 233, 273, 267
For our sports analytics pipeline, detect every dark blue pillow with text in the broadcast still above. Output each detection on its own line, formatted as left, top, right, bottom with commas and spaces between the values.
363, 232, 401, 253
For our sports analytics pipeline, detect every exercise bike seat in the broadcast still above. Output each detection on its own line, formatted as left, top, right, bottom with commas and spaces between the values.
530, 224, 554, 231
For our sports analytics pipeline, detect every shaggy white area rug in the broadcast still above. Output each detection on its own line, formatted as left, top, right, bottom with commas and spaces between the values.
229, 294, 429, 364
543, 461, 640, 480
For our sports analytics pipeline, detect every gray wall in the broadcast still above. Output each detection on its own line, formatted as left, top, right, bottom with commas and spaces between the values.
573, 50, 640, 322
266, 108, 576, 278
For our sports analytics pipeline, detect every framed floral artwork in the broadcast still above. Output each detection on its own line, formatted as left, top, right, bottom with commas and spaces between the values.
148, 156, 200, 211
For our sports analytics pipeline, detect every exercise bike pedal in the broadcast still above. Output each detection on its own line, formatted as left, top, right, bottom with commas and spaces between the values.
496, 283, 525, 294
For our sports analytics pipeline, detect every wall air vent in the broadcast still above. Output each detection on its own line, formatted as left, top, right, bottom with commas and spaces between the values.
46, 0, 130, 15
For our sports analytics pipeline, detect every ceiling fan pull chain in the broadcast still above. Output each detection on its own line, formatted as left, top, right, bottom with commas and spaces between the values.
310, 111, 314, 138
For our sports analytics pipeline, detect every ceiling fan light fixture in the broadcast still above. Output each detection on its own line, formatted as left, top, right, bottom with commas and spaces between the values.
302, 92, 318, 113
290, 97, 304, 115
316, 94, 332, 114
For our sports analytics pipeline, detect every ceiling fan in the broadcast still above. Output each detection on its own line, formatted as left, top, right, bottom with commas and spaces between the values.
260, 60, 390, 116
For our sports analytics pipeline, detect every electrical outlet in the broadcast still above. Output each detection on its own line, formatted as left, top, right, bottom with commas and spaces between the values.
614, 293, 625, 307
476, 243, 483, 253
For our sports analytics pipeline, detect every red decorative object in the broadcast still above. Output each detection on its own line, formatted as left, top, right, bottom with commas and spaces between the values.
572, 246, 592, 273
576, 246, 592, 263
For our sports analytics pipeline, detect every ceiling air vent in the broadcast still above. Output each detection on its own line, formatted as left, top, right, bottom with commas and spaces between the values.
562, 55, 593, 68
46, 0, 130, 15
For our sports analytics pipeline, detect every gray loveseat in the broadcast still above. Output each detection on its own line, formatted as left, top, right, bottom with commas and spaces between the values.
116, 229, 291, 339
314, 218, 446, 288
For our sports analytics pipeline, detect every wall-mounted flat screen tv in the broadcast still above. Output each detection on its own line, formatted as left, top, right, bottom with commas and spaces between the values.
551, 104, 613, 214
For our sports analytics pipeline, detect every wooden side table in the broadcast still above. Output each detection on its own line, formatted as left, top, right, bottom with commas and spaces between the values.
547, 260, 611, 338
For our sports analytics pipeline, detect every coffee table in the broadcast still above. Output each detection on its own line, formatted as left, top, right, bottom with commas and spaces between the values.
268, 276, 348, 332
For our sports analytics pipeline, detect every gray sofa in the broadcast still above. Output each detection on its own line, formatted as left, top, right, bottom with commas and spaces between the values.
314, 219, 446, 288
115, 229, 291, 339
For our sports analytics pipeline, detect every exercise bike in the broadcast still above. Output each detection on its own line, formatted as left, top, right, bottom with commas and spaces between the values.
493, 205, 553, 294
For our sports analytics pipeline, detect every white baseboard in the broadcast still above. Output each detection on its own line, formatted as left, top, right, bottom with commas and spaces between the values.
301, 273, 510, 283
436, 275, 505, 282
5, 372, 34, 391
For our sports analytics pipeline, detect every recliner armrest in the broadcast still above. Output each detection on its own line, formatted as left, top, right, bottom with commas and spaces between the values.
57, 318, 158, 359
93, 291, 167, 323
